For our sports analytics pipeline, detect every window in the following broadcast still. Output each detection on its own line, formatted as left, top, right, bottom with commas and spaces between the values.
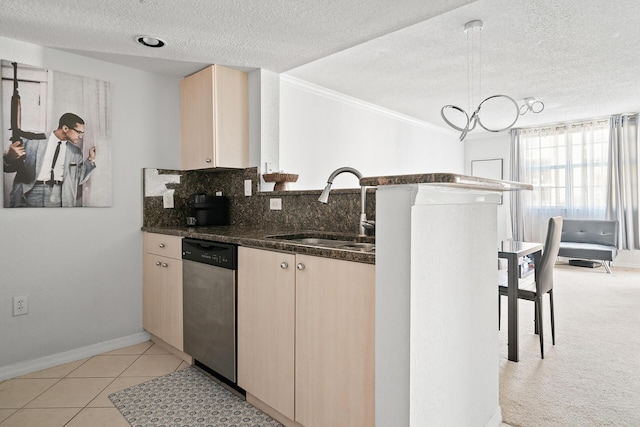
521, 120, 609, 215
516, 119, 610, 241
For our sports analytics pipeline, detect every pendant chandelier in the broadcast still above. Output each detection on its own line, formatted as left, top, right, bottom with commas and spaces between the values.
441, 20, 543, 141
519, 97, 545, 116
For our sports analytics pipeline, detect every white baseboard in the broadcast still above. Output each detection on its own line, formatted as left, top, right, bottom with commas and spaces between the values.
0, 331, 150, 381
486, 406, 503, 427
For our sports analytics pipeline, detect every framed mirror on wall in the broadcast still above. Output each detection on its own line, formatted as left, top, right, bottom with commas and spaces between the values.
471, 158, 503, 204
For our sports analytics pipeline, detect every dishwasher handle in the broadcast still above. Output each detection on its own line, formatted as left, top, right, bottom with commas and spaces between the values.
182, 238, 237, 270
194, 243, 227, 251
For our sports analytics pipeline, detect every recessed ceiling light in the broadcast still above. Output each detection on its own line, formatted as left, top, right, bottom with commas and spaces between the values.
135, 35, 166, 48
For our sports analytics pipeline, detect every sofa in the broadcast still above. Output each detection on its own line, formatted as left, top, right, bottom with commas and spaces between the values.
558, 219, 618, 273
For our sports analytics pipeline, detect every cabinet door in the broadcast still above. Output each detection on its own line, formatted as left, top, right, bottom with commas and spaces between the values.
181, 65, 215, 170
143, 254, 164, 339
295, 255, 375, 427
214, 65, 248, 169
237, 247, 296, 419
160, 256, 183, 351
180, 65, 248, 170
143, 254, 184, 351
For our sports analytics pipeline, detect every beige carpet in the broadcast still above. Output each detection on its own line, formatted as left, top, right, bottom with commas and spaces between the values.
499, 262, 640, 427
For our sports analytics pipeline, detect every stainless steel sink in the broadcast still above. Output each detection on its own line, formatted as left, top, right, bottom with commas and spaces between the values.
333, 242, 376, 252
286, 237, 352, 246
266, 233, 375, 253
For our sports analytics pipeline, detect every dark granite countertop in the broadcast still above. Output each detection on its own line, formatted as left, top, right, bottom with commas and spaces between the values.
360, 173, 533, 191
142, 225, 375, 265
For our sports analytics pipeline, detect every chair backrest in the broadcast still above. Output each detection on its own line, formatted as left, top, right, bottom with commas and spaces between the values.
537, 216, 563, 296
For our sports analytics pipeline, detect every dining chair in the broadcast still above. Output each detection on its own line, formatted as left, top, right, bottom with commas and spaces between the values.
498, 216, 563, 358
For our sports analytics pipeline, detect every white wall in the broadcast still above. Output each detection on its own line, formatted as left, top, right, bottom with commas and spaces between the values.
464, 132, 512, 242
279, 75, 463, 190
0, 37, 181, 372
248, 70, 262, 168
376, 185, 502, 427
249, 68, 281, 190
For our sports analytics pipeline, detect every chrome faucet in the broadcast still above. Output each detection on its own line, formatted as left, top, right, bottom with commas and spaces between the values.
318, 167, 369, 236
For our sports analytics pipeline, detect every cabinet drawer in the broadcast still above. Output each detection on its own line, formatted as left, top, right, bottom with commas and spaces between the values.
144, 233, 183, 259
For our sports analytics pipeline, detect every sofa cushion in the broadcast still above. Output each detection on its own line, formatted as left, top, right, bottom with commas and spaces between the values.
561, 219, 618, 247
558, 241, 617, 261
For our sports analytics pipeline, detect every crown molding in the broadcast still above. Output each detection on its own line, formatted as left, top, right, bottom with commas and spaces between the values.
280, 74, 454, 134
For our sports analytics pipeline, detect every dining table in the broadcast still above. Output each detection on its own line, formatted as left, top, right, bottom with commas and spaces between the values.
498, 240, 544, 362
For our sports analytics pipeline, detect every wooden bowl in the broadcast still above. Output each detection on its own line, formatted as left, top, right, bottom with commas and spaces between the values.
262, 173, 299, 191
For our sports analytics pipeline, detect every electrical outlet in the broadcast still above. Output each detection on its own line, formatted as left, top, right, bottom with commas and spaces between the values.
163, 190, 174, 208
270, 198, 282, 210
215, 191, 223, 196
13, 296, 28, 316
244, 180, 252, 197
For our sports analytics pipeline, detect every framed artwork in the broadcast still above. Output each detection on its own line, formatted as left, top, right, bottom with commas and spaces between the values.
471, 158, 503, 204
1, 60, 111, 207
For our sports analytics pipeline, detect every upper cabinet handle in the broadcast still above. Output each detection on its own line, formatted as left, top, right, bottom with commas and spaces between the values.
159, 243, 165, 248
296, 263, 305, 270
280, 261, 289, 269
205, 158, 212, 163
161, 262, 168, 268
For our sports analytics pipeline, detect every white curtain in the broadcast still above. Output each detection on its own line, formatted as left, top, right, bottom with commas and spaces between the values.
608, 114, 640, 250
510, 128, 525, 241
50, 70, 111, 207
511, 119, 610, 243
80, 76, 111, 207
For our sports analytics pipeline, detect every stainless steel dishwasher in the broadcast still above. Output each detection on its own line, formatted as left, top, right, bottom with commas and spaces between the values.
182, 238, 238, 386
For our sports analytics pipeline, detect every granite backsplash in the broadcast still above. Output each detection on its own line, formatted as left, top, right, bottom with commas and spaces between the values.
143, 167, 375, 235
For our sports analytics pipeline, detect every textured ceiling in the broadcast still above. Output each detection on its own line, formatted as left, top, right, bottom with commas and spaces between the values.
1, 0, 639, 130
0, 0, 472, 73
289, 0, 640, 129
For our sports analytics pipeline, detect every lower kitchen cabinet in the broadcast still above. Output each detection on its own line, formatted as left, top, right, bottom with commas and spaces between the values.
237, 247, 296, 419
295, 253, 375, 427
237, 247, 375, 427
143, 232, 184, 351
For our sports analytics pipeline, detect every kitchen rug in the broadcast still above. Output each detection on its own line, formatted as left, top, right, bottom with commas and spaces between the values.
109, 366, 283, 427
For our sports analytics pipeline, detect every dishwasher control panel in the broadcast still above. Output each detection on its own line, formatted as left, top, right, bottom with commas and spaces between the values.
182, 238, 237, 270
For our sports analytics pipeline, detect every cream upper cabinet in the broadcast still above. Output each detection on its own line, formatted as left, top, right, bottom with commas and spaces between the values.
237, 247, 296, 420
295, 254, 375, 427
237, 246, 375, 427
143, 232, 184, 351
180, 65, 248, 170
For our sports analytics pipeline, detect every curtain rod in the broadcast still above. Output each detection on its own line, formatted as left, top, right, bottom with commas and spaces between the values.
514, 112, 638, 133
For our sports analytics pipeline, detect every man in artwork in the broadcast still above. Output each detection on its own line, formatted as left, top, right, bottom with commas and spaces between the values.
3, 112, 96, 207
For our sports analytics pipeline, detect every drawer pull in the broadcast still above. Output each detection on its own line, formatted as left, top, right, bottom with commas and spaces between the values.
156, 261, 161, 266
159, 243, 165, 248
205, 158, 212, 163
161, 262, 168, 268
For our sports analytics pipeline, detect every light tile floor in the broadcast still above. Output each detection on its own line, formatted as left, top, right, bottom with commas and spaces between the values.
0, 341, 513, 427
0, 341, 189, 427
